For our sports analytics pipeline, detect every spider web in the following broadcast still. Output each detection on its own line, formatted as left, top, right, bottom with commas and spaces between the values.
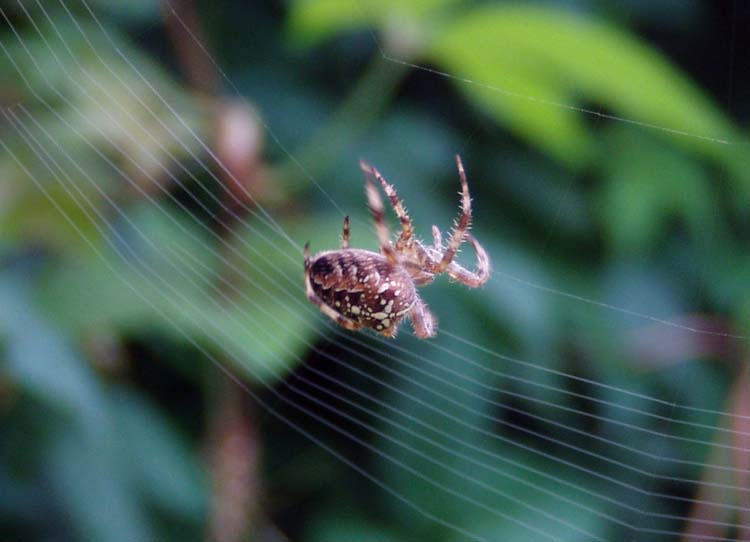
1, 1, 748, 541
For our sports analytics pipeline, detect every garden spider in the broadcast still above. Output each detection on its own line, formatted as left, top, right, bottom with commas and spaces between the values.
304, 155, 490, 338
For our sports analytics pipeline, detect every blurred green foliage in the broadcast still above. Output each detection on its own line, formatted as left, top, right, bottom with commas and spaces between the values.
1, 1, 748, 541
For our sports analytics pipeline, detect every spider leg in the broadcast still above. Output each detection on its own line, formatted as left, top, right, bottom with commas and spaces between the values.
413, 273, 436, 287
410, 295, 437, 338
367, 163, 414, 249
402, 250, 436, 286
341, 215, 350, 249
433, 155, 472, 273
378, 321, 400, 338
446, 233, 490, 287
361, 160, 399, 266
432, 225, 442, 249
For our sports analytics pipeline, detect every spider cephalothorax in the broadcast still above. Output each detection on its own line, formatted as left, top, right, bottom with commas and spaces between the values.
304, 155, 490, 338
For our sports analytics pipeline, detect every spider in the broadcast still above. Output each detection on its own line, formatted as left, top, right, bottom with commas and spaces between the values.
304, 155, 490, 338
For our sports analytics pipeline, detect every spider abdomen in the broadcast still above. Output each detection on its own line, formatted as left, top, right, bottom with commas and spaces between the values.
306, 249, 416, 333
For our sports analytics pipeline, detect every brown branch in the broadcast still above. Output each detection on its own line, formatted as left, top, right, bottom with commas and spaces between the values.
731, 363, 750, 541
161, 0, 219, 97
160, 6, 270, 541
206, 377, 260, 542
682, 362, 750, 541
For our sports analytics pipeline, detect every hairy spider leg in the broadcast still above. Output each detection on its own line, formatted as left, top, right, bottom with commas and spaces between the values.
432, 225, 442, 249
304, 243, 364, 330
402, 241, 439, 286
367, 163, 414, 250
410, 295, 437, 338
380, 321, 400, 338
446, 233, 490, 287
362, 161, 399, 266
431, 154, 473, 273
341, 215, 350, 249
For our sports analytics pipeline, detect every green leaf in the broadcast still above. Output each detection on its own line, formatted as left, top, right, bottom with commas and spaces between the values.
0, 274, 153, 542
109, 388, 207, 517
287, 0, 459, 46
0, 17, 206, 254
0, 274, 103, 418
210, 300, 317, 384
47, 423, 153, 542
289, 2, 736, 167
429, 5, 735, 166
599, 128, 713, 253
37, 202, 216, 336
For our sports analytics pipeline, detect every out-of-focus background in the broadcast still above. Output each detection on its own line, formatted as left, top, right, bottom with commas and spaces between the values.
1, 1, 749, 541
